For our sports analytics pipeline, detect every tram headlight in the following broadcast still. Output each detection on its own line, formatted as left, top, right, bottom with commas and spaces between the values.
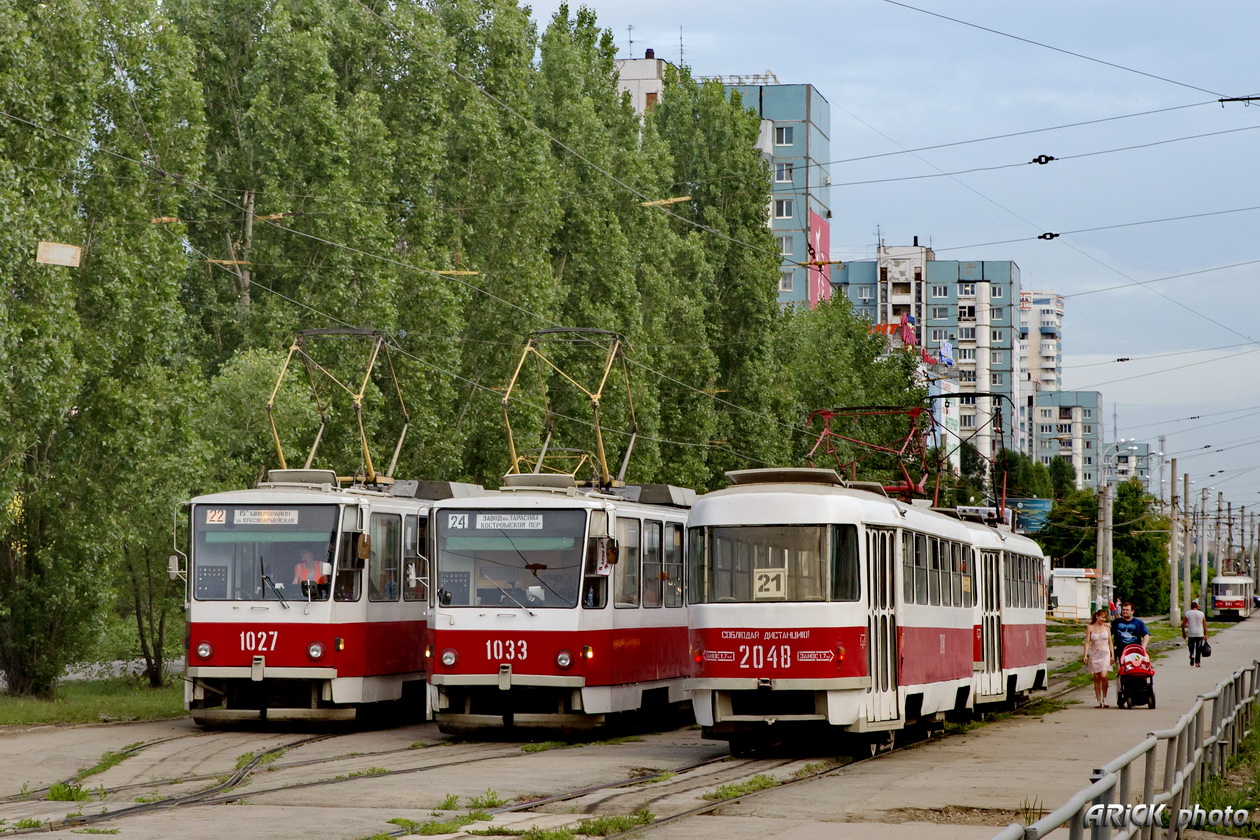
195, 641, 213, 660
556, 649, 573, 669
307, 642, 325, 661
440, 649, 458, 667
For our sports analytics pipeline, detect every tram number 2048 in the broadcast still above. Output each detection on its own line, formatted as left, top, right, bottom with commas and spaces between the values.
240, 630, 279, 652
739, 644, 791, 669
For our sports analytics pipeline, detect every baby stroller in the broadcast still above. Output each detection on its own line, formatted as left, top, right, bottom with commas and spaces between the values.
1116, 644, 1156, 709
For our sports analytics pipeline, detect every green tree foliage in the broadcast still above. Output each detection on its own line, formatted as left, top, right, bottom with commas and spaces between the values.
0, 0, 936, 694
1048, 456, 1077, 500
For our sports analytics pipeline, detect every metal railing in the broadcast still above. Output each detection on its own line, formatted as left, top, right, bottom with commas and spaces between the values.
990, 661, 1260, 840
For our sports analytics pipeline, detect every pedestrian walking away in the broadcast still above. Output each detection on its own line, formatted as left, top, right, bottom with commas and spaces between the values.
1083, 608, 1114, 707
1182, 599, 1207, 667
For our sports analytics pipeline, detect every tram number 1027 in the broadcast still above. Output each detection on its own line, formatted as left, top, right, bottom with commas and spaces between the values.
241, 630, 279, 651
739, 644, 792, 669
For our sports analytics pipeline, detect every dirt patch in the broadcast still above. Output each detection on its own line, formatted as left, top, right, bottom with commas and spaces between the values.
844, 805, 1024, 826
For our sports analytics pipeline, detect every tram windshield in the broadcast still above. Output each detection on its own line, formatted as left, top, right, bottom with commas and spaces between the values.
192, 504, 338, 601
688, 524, 860, 604
1215, 583, 1243, 596
434, 508, 584, 609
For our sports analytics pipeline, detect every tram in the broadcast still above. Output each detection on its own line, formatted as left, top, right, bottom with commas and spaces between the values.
426, 474, 694, 733
686, 468, 1048, 755
180, 470, 480, 724
1210, 575, 1254, 620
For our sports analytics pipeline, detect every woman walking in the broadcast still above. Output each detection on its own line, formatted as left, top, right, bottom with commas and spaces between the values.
1083, 608, 1114, 707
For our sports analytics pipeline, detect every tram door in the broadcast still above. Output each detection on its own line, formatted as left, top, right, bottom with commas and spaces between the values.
865, 528, 899, 723
978, 550, 1003, 697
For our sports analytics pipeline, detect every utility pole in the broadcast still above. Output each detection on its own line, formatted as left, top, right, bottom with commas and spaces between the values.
1168, 458, 1180, 626
1095, 483, 1107, 609
1182, 473, 1192, 613
1200, 487, 1209, 613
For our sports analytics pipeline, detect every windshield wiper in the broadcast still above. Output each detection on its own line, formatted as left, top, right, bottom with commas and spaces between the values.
260, 557, 289, 609
479, 571, 534, 616
496, 529, 565, 603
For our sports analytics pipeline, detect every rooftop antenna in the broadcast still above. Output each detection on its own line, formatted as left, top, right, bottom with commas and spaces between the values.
627, 24, 634, 60
679, 26, 684, 65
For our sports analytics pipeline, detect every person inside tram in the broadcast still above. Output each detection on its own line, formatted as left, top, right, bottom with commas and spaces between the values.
293, 547, 330, 597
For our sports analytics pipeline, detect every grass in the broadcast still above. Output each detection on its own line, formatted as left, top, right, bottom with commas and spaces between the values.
14, 818, 43, 829
437, 793, 459, 810
1189, 719, 1260, 837
76, 744, 143, 782
468, 789, 507, 808
464, 808, 654, 840
0, 678, 183, 726
701, 774, 780, 801
378, 810, 494, 837
47, 782, 93, 802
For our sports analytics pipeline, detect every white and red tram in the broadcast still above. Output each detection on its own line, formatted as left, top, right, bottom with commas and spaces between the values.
686, 468, 1048, 754
426, 474, 694, 732
1210, 575, 1254, 620
182, 469, 479, 724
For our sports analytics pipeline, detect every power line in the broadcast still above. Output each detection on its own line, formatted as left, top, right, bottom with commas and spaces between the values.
879, 0, 1229, 98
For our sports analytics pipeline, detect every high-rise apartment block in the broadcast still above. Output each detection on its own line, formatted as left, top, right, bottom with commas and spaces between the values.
834, 244, 1023, 462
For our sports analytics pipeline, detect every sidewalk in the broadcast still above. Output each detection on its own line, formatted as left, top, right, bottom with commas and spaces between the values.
670, 617, 1260, 840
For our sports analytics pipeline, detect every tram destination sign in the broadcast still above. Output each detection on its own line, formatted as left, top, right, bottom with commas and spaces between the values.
231, 509, 300, 526
476, 513, 544, 529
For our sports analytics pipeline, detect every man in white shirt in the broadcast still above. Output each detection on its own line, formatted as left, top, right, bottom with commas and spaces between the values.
1182, 599, 1207, 667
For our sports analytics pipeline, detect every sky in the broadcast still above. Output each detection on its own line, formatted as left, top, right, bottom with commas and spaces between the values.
522, 0, 1260, 507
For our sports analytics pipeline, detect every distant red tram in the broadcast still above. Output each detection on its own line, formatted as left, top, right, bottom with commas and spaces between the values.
686, 468, 1047, 754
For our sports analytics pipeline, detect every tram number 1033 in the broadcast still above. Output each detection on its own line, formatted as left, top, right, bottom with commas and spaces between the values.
740, 644, 792, 669
487, 639, 528, 660
240, 630, 279, 652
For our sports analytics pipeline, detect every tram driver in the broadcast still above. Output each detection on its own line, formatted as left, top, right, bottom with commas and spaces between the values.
293, 547, 331, 598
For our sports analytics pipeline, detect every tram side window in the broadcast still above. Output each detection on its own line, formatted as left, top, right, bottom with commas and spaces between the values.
403, 514, 428, 602
900, 531, 914, 603
686, 526, 705, 605
830, 524, 860, 601
334, 528, 362, 602
663, 523, 684, 607
642, 520, 664, 608
614, 517, 641, 608
369, 513, 401, 601
914, 534, 929, 604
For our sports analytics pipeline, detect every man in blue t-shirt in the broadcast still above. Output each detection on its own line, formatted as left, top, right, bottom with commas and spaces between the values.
1112, 601, 1150, 660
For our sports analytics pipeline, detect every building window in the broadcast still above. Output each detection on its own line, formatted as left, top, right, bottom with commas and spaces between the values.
929, 328, 948, 342
930, 306, 950, 319
993, 285, 1004, 298
992, 350, 1004, 365
1085, 440, 1094, 450
644, 91, 659, 110
775, 126, 794, 146
858, 286, 873, 301
1039, 424, 1054, 434
931, 285, 949, 298
1041, 408, 1053, 419
991, 372, 1004, 386
776, 235, 792, 255
958, 305, 976, 320
959, 370, 976, 382
774, 199, 794, 218
956, 348, 975, 361
991, 329, 1006, 343
959, 327, 976, 340
779, 272, 794, 292
774, 162, 794, 182
1083, 409, 1093, 418
991, 307, 1004, 320
959, 283, 975, 296
1083, 424, 1093, 434
961, 415, 977, 428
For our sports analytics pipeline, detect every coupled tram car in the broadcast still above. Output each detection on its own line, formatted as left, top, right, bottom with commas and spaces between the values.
426, 474, 695, 733
1210, 575, 1255, 620
686, 468, 1047, 755
179, 469, 480, 724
